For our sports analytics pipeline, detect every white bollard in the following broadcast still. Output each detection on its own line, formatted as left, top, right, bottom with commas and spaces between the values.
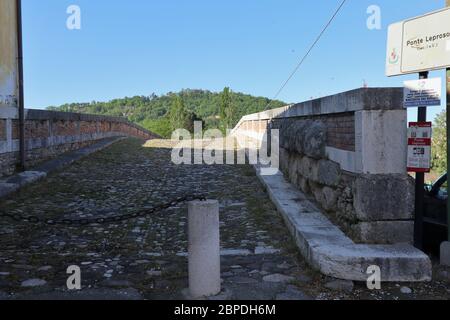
188, 200, 221, 298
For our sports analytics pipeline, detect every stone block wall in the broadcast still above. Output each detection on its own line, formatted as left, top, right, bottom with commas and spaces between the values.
0, 109, 158, 177
232, 88, 414, 245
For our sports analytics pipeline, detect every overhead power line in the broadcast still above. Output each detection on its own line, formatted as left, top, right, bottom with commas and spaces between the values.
265, 0, 348, 110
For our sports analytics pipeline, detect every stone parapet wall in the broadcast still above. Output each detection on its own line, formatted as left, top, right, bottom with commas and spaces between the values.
0, 109, 158, 177
232, 88, 414, 245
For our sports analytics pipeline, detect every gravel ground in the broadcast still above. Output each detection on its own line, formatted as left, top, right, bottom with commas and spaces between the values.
0, 138, 449, 300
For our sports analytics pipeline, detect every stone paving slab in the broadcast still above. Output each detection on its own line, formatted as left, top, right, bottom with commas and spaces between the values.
0, 138, 449, 300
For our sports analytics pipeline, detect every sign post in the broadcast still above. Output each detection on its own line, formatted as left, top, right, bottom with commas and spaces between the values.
446, 0, 450, 249
409, 120, 432, 249
447, 68, 450, 243
387, 5, 450, 252
414, 72, 428, 249
403, 76, 438, 249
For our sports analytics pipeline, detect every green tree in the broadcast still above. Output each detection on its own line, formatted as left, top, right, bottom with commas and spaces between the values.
140, 118, 172, 138
219, 87, 235, 131
168, 95, 188, 131
166, 95, 201, 133
431, 110, 447, 175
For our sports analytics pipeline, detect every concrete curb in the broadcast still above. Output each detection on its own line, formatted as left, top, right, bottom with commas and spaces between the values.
0, 136, 126, 200
254, 167, 432, 282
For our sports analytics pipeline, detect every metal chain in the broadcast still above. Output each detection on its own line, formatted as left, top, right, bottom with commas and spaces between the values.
0, 194, 207, 227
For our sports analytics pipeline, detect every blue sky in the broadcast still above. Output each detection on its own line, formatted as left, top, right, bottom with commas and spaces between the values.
22, 0, 447, 121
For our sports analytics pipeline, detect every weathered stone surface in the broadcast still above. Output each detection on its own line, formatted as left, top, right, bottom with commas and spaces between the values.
362, 88, 404, 111
297, 176, 310, 194
15, 289, 143, 300
356, 110, 407, 175
299, 157, 318, 181
276, 286, 311, 300
228, 276, 259, 284
21, 279, 47, 287
206, 289, 233, 301
325, 279, 354, 293
279, 148, 290, 173
221, 249, 252, 256
263, 274, 295, 283
280, 121, 309, 154
303, 121, 327, 159
0, 292, 10, 300
147, 270, 163, 277
317, 160, 341, 186
279, 128, 290, 151
436, 269, 450, 281
255, 247, 280, 255
310, 184, 337, 212
226, 282, 284, 300
352, 221, 414, 244
37, 266, 53, 272
0, 183, 19, 198
102, 280, 133, 288
400, 287, 413, 294
321, 187, 338, 212
336, 186, 355, 222
287, 154, 300, 184
311, 244, 432, 282
280, 120, 326, 159
16, 171, 47, 186
354, 174, 415, 221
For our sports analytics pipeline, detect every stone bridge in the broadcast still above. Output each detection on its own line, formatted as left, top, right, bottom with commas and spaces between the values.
0, 89, 449, 300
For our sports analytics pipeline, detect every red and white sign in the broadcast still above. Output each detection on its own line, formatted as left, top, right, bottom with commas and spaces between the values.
407, 122, 432, 173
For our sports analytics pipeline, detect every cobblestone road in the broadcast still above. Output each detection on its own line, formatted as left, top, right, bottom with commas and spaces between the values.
0, 138, 450, 300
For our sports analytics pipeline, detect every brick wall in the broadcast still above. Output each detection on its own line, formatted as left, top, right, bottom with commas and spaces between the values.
321, 113, 355, 152
0, 109, 159, 177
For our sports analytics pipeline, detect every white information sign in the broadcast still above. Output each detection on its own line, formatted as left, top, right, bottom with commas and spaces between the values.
404, 78, 442, 108
386, 8, 450, 76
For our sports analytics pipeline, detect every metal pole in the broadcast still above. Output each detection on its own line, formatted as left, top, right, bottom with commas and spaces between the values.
442, 67, 450, 265
16, 0, 26, 171
446, 0, 450, 244
414, 71, 429, 249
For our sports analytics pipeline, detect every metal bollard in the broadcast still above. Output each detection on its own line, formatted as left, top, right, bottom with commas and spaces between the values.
188, 200, 221, 298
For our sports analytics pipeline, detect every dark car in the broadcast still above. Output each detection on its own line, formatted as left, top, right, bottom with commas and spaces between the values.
423, 173, 448, 253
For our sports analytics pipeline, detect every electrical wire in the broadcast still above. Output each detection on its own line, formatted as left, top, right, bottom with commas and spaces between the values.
265, 0, 348, 110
